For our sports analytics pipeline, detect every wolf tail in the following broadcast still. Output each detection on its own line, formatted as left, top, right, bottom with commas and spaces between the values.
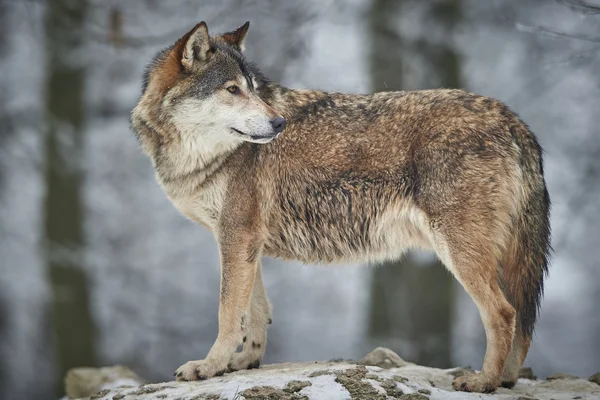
501, 126, 551, 337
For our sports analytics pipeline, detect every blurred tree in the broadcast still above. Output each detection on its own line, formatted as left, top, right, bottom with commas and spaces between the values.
369, 0, 404, 90
0, 0, 12, 191
0, 0, 8, 380
0, 301, 6, 400
108, 7, 125, 49
43, 0, 96, 395
368, 0, 462, 368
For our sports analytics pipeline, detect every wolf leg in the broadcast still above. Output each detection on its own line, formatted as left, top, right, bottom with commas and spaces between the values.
500, 329, 531, 387
228, 263, 271, 371
438, 237, 516, 393
175, 237, 258, 381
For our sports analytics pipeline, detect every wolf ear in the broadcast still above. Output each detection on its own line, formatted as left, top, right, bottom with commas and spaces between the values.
221, 21, 250, 52
181, 21, 212, 70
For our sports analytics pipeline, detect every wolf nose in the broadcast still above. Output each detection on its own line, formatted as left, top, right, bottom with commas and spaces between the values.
270, 117, 286, 134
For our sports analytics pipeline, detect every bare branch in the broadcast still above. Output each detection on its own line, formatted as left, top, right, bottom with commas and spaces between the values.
556, 0, 600, 15
515, 22, 600, 44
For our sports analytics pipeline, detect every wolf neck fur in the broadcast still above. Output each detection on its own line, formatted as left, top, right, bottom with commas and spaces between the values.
156, 129, 238, 195
261, 83, 329, 121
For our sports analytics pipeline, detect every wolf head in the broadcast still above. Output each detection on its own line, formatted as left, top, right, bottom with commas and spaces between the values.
133, 21, 285, 159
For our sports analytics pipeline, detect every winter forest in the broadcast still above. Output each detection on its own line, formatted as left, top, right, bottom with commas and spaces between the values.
0, 0, 599, 399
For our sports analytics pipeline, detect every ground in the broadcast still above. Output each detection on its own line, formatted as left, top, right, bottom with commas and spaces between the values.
66, 348, 600, 400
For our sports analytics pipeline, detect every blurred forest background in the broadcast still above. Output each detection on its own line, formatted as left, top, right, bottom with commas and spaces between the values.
1, 0, 599, 398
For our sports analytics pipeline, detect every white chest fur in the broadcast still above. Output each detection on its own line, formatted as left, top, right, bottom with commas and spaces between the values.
163, 174, 228, 231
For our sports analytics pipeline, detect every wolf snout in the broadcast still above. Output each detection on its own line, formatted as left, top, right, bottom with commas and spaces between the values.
270, 117, 286, 134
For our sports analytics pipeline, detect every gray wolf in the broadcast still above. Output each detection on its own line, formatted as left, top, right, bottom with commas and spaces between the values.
130, 21, 551, 393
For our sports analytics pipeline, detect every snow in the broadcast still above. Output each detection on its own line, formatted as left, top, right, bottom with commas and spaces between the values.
75, 361, 600, 400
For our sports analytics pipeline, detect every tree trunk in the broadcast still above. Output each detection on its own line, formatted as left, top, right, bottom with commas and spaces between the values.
43, 0, 95, 395
368, 0, 462, 368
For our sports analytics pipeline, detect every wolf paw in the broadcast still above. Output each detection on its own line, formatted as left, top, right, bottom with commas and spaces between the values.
228, 356, 261, 372
500, 368, 520, 388
228, 318, 267, 372
228, 338, 264, 371
452, 373, 498, 393
500, 379, 517, 388
174, 359, 227, 381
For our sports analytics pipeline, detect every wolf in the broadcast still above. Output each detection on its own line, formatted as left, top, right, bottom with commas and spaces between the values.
130, 21, 551, 393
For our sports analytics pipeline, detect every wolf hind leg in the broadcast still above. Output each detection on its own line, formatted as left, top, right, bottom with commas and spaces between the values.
500, 328, 531, 387
434, 231, 516, 393
228, 263, 271, 371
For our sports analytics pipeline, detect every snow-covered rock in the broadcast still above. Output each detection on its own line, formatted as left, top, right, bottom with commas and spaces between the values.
359, 347, 409, 369
65, 349, 600, 400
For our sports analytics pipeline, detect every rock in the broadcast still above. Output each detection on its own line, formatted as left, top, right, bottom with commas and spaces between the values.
64, 365, 143, 399
333, 365, 387, 399
546, 373, 579, 381
328, 358, 357, 363
589, 372, 600, 385
358, 346, 408, 369
399, 394, 429, 400
68, 349, 600, 399
376, 376, 404, 398
75, 362, 600, 399
283, 380, 312, 393
241, 385, 307, 400
519, 367, 537, 380
307, 370, 331, 378
447, 366, 475, 378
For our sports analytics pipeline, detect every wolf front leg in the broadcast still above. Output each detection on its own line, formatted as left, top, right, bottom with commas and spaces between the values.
227, 263, 272, 371
175, 237, 259, 381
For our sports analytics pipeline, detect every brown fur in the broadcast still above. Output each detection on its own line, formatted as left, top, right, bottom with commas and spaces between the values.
131, 21, 550, 393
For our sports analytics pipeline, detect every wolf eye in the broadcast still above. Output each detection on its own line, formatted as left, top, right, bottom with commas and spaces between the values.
226, 85, 239, 94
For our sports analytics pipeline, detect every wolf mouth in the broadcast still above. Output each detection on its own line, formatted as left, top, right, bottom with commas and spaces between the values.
231, 127, 277, 141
